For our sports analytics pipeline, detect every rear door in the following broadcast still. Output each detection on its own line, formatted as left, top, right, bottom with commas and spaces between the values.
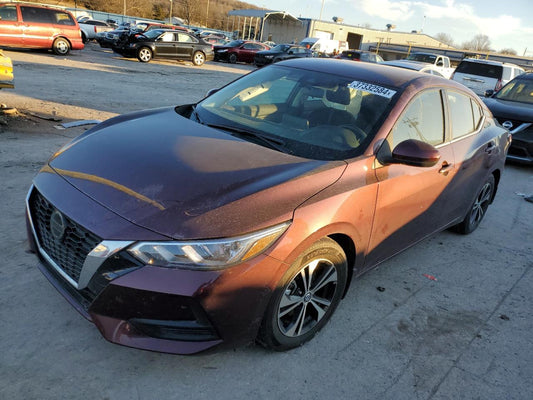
366, 89, 456, 267
0, 4, 23, 47
175, 32, 197, 60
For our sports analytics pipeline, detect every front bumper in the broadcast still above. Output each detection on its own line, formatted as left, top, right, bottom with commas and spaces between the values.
26, 175, 285, 354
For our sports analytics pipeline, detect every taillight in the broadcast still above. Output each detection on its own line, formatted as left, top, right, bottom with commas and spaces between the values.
94, 26, 97, 33
495, 79, 503, 91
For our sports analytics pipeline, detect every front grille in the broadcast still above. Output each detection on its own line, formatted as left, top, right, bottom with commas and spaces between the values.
29, 189, 102, 284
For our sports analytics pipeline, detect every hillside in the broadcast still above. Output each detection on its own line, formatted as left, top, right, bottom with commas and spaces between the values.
44, 0, 263, 29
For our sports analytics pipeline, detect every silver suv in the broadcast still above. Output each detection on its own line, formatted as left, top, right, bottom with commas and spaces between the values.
451, 58, 524, 96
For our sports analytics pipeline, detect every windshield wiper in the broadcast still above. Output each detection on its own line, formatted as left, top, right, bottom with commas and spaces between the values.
205, 123, 290, 154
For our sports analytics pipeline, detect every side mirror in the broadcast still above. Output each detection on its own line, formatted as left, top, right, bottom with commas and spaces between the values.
484, 89, 494, 97
205, 88, 219, 97
391, 139, 440, 167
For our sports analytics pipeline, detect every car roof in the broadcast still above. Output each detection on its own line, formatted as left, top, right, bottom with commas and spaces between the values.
278, 58, 459, 90
459, 58, 523, 68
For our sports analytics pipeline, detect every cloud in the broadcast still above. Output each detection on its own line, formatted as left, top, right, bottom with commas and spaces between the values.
359, 0, 415, 21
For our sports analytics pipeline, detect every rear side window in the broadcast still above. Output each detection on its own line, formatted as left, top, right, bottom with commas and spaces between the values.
447, 91, 483, 139
455, 61, 503, 79
53, 11, 75, 25
0, 5, 18, 21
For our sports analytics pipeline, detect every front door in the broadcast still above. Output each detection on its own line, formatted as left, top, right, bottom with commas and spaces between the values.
365, 89, 457, 267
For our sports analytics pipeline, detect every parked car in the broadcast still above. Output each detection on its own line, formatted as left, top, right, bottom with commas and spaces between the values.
0, 49, 14, 89
0, 2, 83, 55
335, 50, 384, 63
119, 29, 213, 65
483, 72, 533, 164
26, 59, 509, 355
254, 44, 312, 67
214, 40, 270, 63
451, 58, 525, 96
97, 23, 188, 49
78, 19, 113, 43
382, 60, 446, 77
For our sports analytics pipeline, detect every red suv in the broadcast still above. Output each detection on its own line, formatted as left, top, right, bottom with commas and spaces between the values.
0, 3, 83, 55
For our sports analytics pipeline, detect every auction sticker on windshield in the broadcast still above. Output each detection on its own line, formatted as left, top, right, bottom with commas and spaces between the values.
348, 81, 397, 99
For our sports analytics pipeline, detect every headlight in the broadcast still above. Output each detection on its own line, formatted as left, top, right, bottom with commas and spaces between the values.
128, 222, 290, 270
265, 55, 274, 59
218, 49, 228, 53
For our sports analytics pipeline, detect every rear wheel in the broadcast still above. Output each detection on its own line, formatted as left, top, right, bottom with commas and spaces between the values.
137, 47, 152, 63
52, 38, 70, 55
258, 237, 348, 351
228, 53, 237, 63
454, 174, 495, 234
192, 51, 206, 66
81, 32, 88, 44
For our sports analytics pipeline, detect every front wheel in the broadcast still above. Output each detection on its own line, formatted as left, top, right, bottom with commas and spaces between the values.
228, 53, 237, 63
52, 38, 70, 55
137, 47, 152, 63
258, 237, 348, 351
192, 51, 206, 66
453, 174, 495, 234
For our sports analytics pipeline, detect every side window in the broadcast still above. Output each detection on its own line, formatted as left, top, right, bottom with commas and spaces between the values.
502, 67, 512, 81
53, 11, 75, 25
447, 91, 480, 138
387, 90, 445, 149
0, 5, 18, 21
21, 7, 53, 23
161, 32, 175, 42
178, 33, 194, 43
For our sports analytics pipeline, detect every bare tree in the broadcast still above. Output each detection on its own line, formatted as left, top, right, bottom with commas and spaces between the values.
462, 34, 491, 51
434, 32, 454, 47
499, 48, 517, 55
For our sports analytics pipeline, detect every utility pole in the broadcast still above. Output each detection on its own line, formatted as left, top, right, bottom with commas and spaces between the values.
319, 0, 325, 20
169, 0, 173, 24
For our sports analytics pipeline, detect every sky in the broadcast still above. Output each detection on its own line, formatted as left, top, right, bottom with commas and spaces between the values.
246, 0, 533, 56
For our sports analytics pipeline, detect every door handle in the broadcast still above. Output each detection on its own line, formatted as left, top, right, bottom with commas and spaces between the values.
438, 161, 453, 176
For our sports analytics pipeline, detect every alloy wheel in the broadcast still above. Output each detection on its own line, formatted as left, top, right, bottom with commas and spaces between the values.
277, 258, 338, 337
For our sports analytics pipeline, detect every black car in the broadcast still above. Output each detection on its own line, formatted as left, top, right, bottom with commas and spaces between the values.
483, 72, 533, 164
119, 29, 214, 66
254, 44, 312, 67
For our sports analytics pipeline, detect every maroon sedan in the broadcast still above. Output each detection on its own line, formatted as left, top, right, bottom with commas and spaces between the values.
214, 39, 270, 63
26, 59, 509, 354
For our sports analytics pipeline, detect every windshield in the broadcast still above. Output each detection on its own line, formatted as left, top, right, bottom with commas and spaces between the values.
195, 65, 398, 160
272, 44, 291, 52
141, 29, 163, 40
495, 78, 533, 104
226, 40, 244, 47
406, 54, 436, 63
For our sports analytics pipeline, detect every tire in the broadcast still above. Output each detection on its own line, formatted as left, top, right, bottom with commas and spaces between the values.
258, 237, 348, 351
137, 47, 152, 63
81, 32, 88, 44
192, 51, 206, 66
52, 38, 70, 55
228, 53, 237, 63
453, 174, 495, 234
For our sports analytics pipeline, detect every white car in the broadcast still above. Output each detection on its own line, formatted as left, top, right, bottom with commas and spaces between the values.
451, 58, 525, 96
382, 60, 446, 77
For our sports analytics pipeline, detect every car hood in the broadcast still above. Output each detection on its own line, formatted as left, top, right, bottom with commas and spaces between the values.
48, 107, 346, 239
483, 98, 533, 121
